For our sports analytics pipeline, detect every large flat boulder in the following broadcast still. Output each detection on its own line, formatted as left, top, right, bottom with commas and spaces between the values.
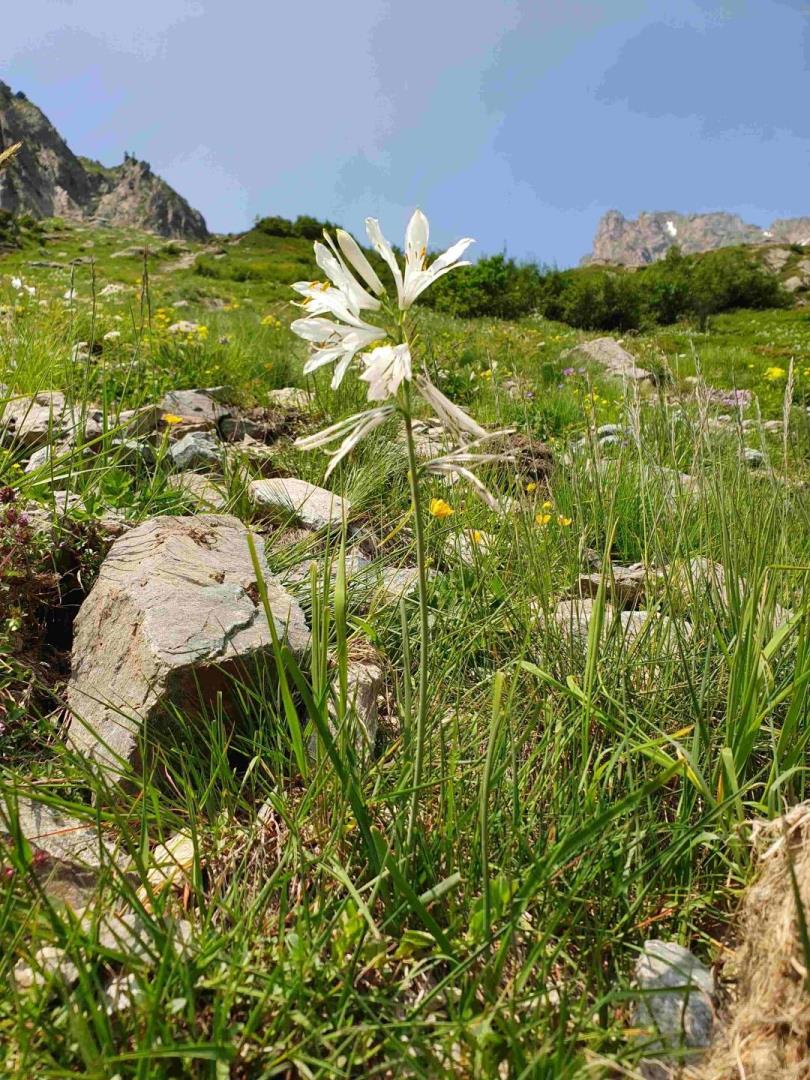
66, 514, 310, 779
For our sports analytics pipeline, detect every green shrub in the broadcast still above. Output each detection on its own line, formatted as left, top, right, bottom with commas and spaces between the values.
254, 214, 340, 240
423, 254, 543, 319
558, 270, 643, 331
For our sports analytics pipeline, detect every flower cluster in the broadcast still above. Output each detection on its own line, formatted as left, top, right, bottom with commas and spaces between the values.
291, 210, 511, 505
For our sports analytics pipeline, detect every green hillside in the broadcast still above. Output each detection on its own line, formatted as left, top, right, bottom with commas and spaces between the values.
1, 214, 810, 1076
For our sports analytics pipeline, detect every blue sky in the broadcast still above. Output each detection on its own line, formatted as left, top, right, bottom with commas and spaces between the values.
1, 0, 808, 265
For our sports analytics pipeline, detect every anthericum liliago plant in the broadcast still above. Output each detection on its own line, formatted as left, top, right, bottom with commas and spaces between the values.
291, 209, 512, 848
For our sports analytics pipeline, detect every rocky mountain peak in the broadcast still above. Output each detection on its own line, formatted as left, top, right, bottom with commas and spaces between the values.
584, 209, 810, 266
0, 81, 207, 240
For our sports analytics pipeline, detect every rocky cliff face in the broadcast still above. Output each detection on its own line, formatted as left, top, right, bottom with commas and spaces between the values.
0, 82, 208, 240
585, 210, 810, 266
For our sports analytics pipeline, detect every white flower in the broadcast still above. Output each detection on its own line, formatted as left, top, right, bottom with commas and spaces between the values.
63, 288, 77, 301
291, 313, 386, 389
25, 284, 36, 296
360, 344, 412, 401
10, 277, 22, 291
365, 209, 474, 310
294, 404, 395, 478
313, 239, 380, 314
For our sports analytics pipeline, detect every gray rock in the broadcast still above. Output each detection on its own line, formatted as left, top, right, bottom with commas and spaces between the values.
0, 796, 124, 909
66, 515, 310, 779
784, 275, 805, 293
0, 390, 77, 449
169, 431, 221, 470
539, 598, 691, 651
742, 447, 765, 467
326, 650, 385, 754
24, 444, 55, 473
14, 946, 80, 990
633, 940, 714, 1078
284, 549, 371, 587
576, 563, 655, 607
99, 283, 127, 297
167, 471, 227, 509
268, 387, 311, 410
443, 529, 493, 566
160, 387, 231, 427
560, 338, 652, 383
110, 437, 156, 467
167, 320, 201, 334
219, 415, 264, 441
250, 477, 351, 531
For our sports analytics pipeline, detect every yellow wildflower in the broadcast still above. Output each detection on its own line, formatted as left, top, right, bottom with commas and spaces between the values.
163, 413, 184, 425
526, 482, 537, 494
535, 513, 551, 527
429, 498, 454, 519
471, 530, 483, 543
764, 366, 785, 381
557, 515, 572, 527
542, 500, 553, 510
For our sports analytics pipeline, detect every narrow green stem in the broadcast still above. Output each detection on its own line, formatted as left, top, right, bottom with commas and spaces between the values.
403, 395, 430, 853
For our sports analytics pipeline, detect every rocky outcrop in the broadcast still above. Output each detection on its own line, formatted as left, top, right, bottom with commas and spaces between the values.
585, 209, 810, 266
0, 81, 207, 239
66, 515, 310, 779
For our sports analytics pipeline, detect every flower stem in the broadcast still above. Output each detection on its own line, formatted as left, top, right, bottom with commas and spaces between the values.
403, 395, 430, 853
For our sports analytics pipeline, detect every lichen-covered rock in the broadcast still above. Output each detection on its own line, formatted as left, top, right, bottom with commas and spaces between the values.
66, 515, 310, 779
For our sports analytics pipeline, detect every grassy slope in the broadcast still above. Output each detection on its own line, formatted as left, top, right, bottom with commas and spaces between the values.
0, 219, 809, 1076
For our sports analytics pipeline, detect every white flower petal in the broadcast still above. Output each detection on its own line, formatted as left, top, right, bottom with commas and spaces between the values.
336, 229, 385, 296
365, 217, 404, 306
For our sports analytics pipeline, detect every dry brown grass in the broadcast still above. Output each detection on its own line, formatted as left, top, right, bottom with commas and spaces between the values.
695, 803, 810, 1080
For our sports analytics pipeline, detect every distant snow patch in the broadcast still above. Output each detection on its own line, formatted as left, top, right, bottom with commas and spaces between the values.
763, 230, 773, 239
665, 220, 678, 238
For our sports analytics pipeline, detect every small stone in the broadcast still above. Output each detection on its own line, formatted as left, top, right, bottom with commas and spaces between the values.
268, 387, 311, 411
99, 283, 126, 297
632, 940, 714, 1078
576, 563, 653, 608
742, 447, 765, 467
167, 471, 227, 509
0, 796, 124, 909
169, 431, 221, 470
444, 529, 493, 566
250, 477, 351, 531
325, 648, 385, 754
110, 437, 156, 467
14, 946, 80, 990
